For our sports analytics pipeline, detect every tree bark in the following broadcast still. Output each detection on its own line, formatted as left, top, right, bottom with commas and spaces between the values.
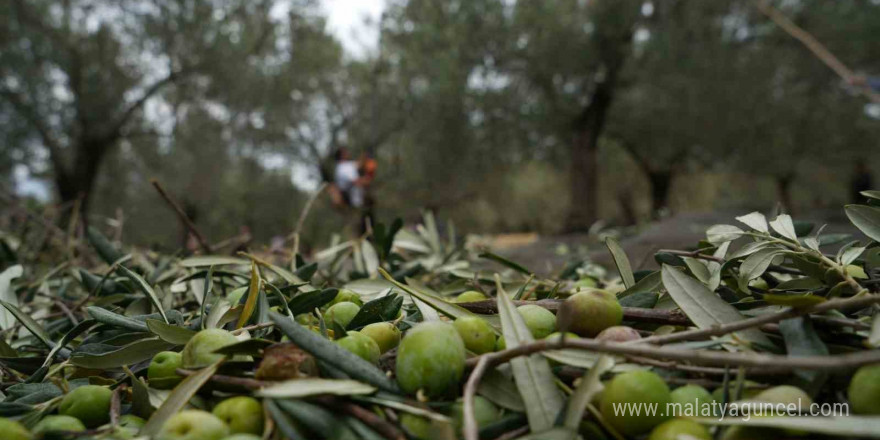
54, 138, 110, 223
565, 78, 616, 232
648, 170, 674, 217
776, 174, 795, 213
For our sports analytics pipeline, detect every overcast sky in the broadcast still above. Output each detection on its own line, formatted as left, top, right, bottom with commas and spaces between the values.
322, 0, 386, 57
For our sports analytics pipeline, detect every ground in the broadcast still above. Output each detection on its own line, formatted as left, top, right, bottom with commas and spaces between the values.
491, 210, 864, 276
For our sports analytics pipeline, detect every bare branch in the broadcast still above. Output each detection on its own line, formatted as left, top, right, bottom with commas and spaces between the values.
104, 72, 181, 141
150, 179, 212, 253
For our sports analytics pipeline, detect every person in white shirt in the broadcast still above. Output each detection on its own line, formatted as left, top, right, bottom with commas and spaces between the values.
329, 147, 377, 234
332, 148, 364, 208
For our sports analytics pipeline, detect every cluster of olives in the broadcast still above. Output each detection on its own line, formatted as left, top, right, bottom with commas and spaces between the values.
8, 283, 880, 440
0, 385, 260, 440
157, 396, 264, 440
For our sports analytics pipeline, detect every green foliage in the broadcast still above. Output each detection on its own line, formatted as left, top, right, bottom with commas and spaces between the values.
3, 200, 880, 438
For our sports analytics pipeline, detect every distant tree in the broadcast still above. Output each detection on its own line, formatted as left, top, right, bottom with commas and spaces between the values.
376, 0, 508, 212
606, 0, 742, 217
503, 0, 642, 230
0, 0, 279, 217
725, 0, 878, 211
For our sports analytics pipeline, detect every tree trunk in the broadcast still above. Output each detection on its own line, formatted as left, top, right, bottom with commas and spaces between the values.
776, 175, 795, 214
648, 171, 674, 218
565, 79, 616, 232
617, 190, 638, 226
54, 138, 109, 226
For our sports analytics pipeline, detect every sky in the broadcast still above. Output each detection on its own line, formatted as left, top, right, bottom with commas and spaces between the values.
322, 0, 386, 58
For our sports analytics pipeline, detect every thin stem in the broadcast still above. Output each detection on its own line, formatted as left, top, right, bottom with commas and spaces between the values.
462, 355, 491, 440
290, 182, 328, 264
151, 179, 212, 253
637, 292, 880, 345
231, 322, 275, 335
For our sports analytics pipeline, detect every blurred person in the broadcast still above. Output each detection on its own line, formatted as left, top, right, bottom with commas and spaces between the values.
357, 151, 378, 233
332, 147, 362, 208
851, 160, 873, 203
330, 147, 375, 234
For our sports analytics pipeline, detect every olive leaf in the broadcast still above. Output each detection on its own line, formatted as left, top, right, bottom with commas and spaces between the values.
140, 360, 222, 436
605, 237, 634, 289
779, 316, 828, 384
495, 274, 564, 432
272, 399, 360, 439
294, 262, 319, 281
70, 337, 175, 369
288, 288, 338, 316
735, 211, 769, 233
346, 291, 402, 330
619, 271, 661, 298
706, 224, 744, 244
476, 369, 526, 412
861, 190, 880, 201
837, 242, 866, 266
479, 251, 532, 275
845, 204, 880, 242
87, 226, 124, 265
257, 378, 376, 398
117, 265, 168, 324
737, 248, 788, 292
694, 415, 880, 437
179, 256, 249, 267
269, 311, 399, 393
124, 366, 154, 418
769, 214, 798, 242
563, 354, 613, 429
41, 319, 95, 367
378, 268, 488, 325
661, 265, 773, 349
729, 240, 774, 259
0, 300, 53, 348
266, 400, 309, 439
87, 306, 149, 332
0, 265, 23, 330
146, 319, 196, 345
236, 261, 262, 329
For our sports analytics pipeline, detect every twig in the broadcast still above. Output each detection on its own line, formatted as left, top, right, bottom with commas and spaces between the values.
313, 396, 406, 440
110, 384, 125, 426
493, 426, 530, 440
150, 179, 212, 253
210, 231, 252, 251
55, 300, 79, 325
658, 249, 724, 263
754, 0, 880, 103
623, 356, 786, 376
463, 355, 491, 440
637, 292, 880, 345
231, 322, 275, 335
176, 368, 269, 389
459, 298, 869, 333
290, 183, 328, 262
